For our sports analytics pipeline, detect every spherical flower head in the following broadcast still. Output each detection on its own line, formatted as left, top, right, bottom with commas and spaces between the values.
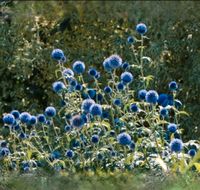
121, 62, 130, 70
103, 58, 112, 72
170, 139, 183, 153
89, 104, 102, 116
138, 89, 147, 100
64, 125, 71, 132
91, 134, 99, 144
19, 132, 27, 139
87, 89, 96, 99
11, 110, 20, 119
158, 94, 169, 107
121, 71, 133, 84
188, 149, 196, 157
167, 123, 177, 133
52, 81, 65, 93
130, 104, 138, 112
62, 68, 74, 79
37, 114, 46, 123
81, 99, 95, 113
117, 82, 125, 91
45, 106, 56, 117
75, 84, 83, 91
72, 61, 85, 74
20, 112, 31, 124
127, 36, 135, 44
0, 147, 10, 157
169, 81, 178, 91
65, 150, 74, 158
97, 93, 103, 102
68, 79, 77, 88
3, 114, 15, 125
113, 98, 122, 107
88, 68, 97, 77
51, 49, 65, 61
136, 23, 147, 35
117, 132, 132, 145
71, 115, 85, 128
160, 108, 168, 117
94, 72, 100, 79
29, 116, 37, 125
104, 86, 112, 94
145, 90, 159, 104
129, 141, 135, 150
108, 54, 122, 69
0, 141, 7, 148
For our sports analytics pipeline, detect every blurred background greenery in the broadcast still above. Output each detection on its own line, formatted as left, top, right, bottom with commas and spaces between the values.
1, 1, 200, 140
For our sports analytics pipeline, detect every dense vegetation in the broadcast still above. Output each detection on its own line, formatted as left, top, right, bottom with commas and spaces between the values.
0, 1, 200, 189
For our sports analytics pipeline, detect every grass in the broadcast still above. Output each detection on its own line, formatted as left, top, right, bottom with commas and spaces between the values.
0, 171, 199, 190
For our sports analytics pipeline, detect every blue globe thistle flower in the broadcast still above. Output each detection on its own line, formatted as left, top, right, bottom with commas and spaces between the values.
52, 81, 65, 93
113, 98, 122, 107
91, 134, 99, 144
117, 82, 125, 91
129, 141, 135, 150
13, 124, 20, 131
19, 132, 27, 139
90, 104, 102, 116
45, 106, 56, 117
75, 84, 83, 91
158, 94, 169, 107
94, 72, 100, 79
97, 93, 103, 102
138, 89, 147, 100
46, 120, 52, 126
97, 153, 104, 160
168, 123, 177, 133
71, 115, 85, 128
62, 68, 74, 79
145, 90, 159, 104
64, 125, 71, 132
108, 54, 122, 69
11, 110, 20, 119
20, 112, 31, 124
117, 132, 132, 145
37, 114, 46, 123
188, 149, 196, 157
65, 149, 74, 158
110, 151, 117, 157
81, 114, 88, 123
0, 147, 10, 157
127, 36, 135, 44
174, 99, 182, 109
136, 23, 147, 35
51, 49, 65, 61
103, 58, 112, 72
3, 114, 15, 125
160, 108, 169, 117
81, 99, 95, 113
110, 130, 115, 136
0, 141, 7, 148
72, 61, 85, 74
121, 62, 130, 70
168, 94, 174, 106
88, 68, 97, 77
29, 116, 37, 125
169, 81, 178, 91
121, 72, 133, 84
170, 139, 183, 153
104, 86, 112, 94
51, 151, 61, 160
130, 104, 139, 112
87, 89, 96, 99
69, 78, 77, 87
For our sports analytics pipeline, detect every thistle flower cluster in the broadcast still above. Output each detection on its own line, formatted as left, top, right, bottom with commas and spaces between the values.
1, 23, 199, 174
